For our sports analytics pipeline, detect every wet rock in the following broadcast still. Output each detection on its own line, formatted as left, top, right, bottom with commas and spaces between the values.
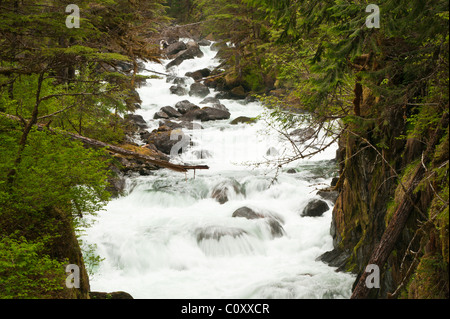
232, 207, 285, 238
170, 85, 188, 96
147, 128, 186, 155
200, 97, 220, 105
165, 41, 187, 56
200, 97, 228, 112
243, 95, 257, 104
210, 103, 229, 112
286, 168, 297, 174
265, 218, 285, 238
159, 119, 203, 131
316, 248, 351, 272
139, 130, 151, 142
232, 206, 264, 219
175, 100, 200, 115
316, 189, 339, 204
124, 114, 147, 129
186, 40, 200, 50
106, 165, 126, 198
153, 111, 169, 120
161, 106, 182, 118
90, 291, 133, 299
230, 85, 246, 99
166, 76, 188, 86
230, 116, 256, 125
185, 68, 211, 81
182, 107, 230, 122
289, 127, 316, 143
198, 39, 211, 46
159, 120, 183, 130
211, 179, 243, 204
196, 226, 247, 242
189, 82, 210, 98
301, 199, 330, 217
166, 46, 204, 69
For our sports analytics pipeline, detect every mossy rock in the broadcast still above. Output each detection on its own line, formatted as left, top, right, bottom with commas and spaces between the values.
230, 116, 257, 125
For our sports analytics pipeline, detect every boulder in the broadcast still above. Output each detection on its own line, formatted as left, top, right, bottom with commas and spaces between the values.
189, 82, 210, 98
153, 111, 169, 120
232, 206, 265, 219
147, 128, 186, 155
289, 127, 316, 143
166, 46, 204, 69
230, 116, 256, 125
196, 226, 247, 242
232, 206, 285, 238
211, 179, 242, 204
215, 91, 233, 99
159, 119, 202, 131
316, 189, 339, 204
209, 103, 229, 112
182, 107, 230, 122
170, 85, 188, 96
124, 114, 147, 129
186, 40, 200, 50
106, 165, 126, 198
199, 97, 221, 105
301, 199, 330, 217
185, 68, 211, 81
200, 97, 228, 112
166, 76, 188, 86
160, 106, 182, 118
159, 120, 183, 130
198, 39, 211, 46
230, 85, 246, 99
165, 41, 187, 56
175, 100, 200, 115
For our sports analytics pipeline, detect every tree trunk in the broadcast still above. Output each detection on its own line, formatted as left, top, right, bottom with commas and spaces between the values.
351, 112, 449, 299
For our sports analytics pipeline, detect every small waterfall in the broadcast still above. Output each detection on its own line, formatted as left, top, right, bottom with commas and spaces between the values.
81, 39, 355, 299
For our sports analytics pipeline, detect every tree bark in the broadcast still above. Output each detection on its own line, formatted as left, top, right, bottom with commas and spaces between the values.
351, 112, 449, 299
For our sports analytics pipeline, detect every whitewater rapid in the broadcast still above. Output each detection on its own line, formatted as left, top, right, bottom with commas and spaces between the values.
80, 39, 355, 299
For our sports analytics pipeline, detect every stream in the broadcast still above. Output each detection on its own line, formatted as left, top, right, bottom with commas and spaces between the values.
80, 39, 355, 299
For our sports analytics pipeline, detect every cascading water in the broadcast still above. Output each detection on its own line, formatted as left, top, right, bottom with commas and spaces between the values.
80, 39, 356, 299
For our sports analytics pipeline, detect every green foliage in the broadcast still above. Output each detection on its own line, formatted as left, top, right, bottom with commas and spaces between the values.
0, 116, 111, 217
0, 236, 66, 299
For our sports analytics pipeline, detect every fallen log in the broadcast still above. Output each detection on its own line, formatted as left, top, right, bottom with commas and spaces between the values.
197, 71, 231, 83
1, 112, 209, 173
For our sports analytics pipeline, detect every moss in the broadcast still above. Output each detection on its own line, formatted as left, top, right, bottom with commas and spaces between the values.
407, 253, 449, 299
385, 160, 420, 226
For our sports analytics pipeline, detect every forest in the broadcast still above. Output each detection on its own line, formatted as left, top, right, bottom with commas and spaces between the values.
0, 0, 448, 300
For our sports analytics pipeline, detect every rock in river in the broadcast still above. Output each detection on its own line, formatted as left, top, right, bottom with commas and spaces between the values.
301, 198, 330, 217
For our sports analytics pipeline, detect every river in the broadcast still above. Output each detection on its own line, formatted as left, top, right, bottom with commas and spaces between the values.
80, 39, 355, 299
